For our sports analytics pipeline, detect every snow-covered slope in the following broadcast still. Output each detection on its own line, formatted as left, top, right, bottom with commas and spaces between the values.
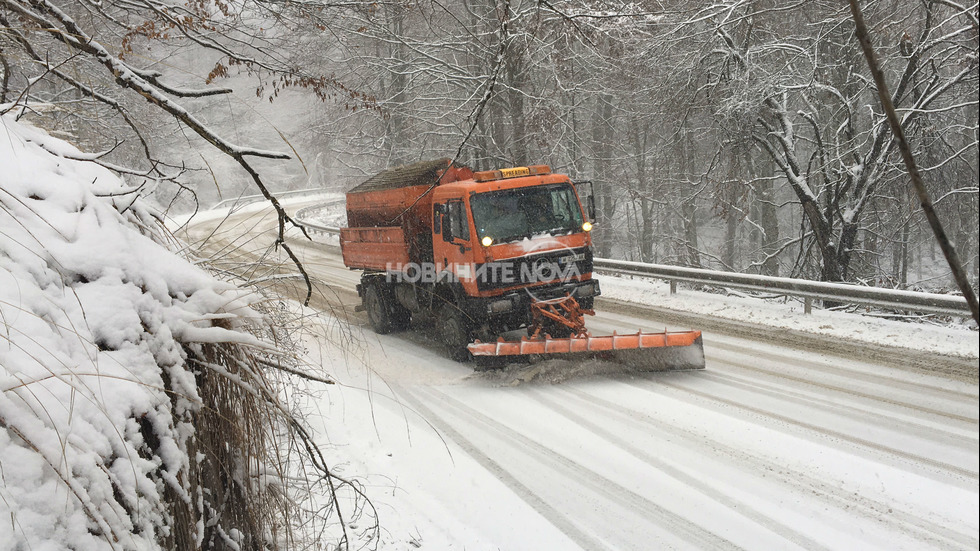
0, 115, 261, 549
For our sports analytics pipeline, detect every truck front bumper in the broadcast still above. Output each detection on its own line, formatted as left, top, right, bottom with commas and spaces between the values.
477, 278, 601, 318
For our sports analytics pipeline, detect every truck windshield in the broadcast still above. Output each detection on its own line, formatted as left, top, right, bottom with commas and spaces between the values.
470, 183, 585, 244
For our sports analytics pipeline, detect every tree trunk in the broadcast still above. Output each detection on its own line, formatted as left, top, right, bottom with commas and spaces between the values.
631, 119, 655, 263
900, 219, 910, 288
679, 140, 701, 268
724, 203, 737, 269
504, 44, 528, 165
591, 92, 616, 257
640, 196, 654, 262
683, 195, 701, 268
384, 5, 409, 164
838, 220, 859, 280
758, 179, 780, 276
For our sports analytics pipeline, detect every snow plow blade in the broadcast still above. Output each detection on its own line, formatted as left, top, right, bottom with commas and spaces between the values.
468, 330, 705, 371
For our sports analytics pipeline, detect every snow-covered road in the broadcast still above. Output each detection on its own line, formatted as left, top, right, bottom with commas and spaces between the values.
176, 200, 979, 550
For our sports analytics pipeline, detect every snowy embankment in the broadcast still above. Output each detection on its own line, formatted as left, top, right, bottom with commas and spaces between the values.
0, 115, 278, 549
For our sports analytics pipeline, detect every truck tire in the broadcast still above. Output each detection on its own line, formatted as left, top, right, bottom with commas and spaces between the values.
436, 305, 472, 362
364, 283, 409, 334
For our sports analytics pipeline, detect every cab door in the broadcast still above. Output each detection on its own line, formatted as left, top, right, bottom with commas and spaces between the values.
433, 199, 475, 287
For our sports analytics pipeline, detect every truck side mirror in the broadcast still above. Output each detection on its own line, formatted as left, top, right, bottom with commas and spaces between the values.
441, 213, 453, 242
574, 180, 597, 222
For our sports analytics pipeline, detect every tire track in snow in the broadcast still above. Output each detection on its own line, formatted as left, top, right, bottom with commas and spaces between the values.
412, 385, 746, 551
697, 369, 977, 449
703, 342, 978, 423
556, 384, 980, 551
629, 376, 978, 483
522, 387, 837, 551
707, 358, 978, 426
389, 384, 608, 551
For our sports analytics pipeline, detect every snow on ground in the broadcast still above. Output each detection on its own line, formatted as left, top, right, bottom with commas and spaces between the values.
296, 320, 594, 550
175, 193, 978, 550
0, 115, 262, 550
599, 275, 978, 359
296, 301, 978, 551
168, 190, 344, 228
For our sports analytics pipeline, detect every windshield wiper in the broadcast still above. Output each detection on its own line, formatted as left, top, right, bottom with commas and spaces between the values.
543, 226, 574, 235
494, 232, 531, 244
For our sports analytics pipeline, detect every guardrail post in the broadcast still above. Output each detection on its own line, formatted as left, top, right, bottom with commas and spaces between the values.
669, 280, 677, 295
804, 297, 812, 314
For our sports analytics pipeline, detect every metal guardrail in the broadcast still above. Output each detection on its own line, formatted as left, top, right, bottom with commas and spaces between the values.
212, 188, 333, 210
593, 259, 971, 317
292, 204, 972, 318
294, 202, 343, 235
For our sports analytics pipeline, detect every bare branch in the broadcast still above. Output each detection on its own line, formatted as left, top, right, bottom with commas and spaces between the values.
848, 0, 980, 324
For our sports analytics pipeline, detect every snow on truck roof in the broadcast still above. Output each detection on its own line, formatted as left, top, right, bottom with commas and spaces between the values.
348, 158, 455, 193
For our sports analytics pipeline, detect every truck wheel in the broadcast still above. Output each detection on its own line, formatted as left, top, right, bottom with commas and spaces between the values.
364, 284, 409, 334
364, 285, 392, 334
437, 306, 471, 362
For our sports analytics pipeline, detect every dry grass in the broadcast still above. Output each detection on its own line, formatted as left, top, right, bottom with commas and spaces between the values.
165, 209, 377, 550
1, 198, 371, 550
174, 335, 286, 550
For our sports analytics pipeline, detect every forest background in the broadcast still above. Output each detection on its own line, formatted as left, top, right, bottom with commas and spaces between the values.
2, 0, 977, 292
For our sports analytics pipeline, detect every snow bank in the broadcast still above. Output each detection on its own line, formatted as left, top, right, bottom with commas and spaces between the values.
0, 115, 261, 550
599, 274, 979, 359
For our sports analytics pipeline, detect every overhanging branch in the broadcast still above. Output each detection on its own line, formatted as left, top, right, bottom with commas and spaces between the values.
848, 0, 980, 325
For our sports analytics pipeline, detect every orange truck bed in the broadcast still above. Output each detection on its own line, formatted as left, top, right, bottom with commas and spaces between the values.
343, 159, 473, 268
340, 226, 412, 271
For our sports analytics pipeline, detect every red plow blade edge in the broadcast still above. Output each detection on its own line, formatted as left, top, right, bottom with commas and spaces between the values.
468, 330, 706, 371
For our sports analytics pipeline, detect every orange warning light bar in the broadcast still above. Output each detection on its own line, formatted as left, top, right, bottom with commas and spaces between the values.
473, 165, 551, 182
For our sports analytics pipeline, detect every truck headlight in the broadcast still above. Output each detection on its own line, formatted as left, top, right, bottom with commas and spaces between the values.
482, 236, 494, 247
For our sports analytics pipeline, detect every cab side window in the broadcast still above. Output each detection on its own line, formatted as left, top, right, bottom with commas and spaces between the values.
447, 201, 470, 241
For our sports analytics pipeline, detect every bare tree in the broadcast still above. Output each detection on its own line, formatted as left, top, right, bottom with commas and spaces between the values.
849, 0, 979, 322
686, 0, 978, 286
0, 0, 388, 303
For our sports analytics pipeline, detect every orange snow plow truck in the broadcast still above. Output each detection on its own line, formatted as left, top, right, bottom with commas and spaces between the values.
340, 158, 705, 370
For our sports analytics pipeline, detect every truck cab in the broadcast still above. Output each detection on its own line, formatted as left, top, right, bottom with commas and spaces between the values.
342, 160, 601, 360
342, 159, 703, 368
431, 166, 600, 316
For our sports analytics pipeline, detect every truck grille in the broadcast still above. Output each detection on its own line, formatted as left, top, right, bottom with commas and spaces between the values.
474, 247, 593, 292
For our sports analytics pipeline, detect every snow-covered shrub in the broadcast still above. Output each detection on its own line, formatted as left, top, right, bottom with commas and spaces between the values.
0, 114, 294, 549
